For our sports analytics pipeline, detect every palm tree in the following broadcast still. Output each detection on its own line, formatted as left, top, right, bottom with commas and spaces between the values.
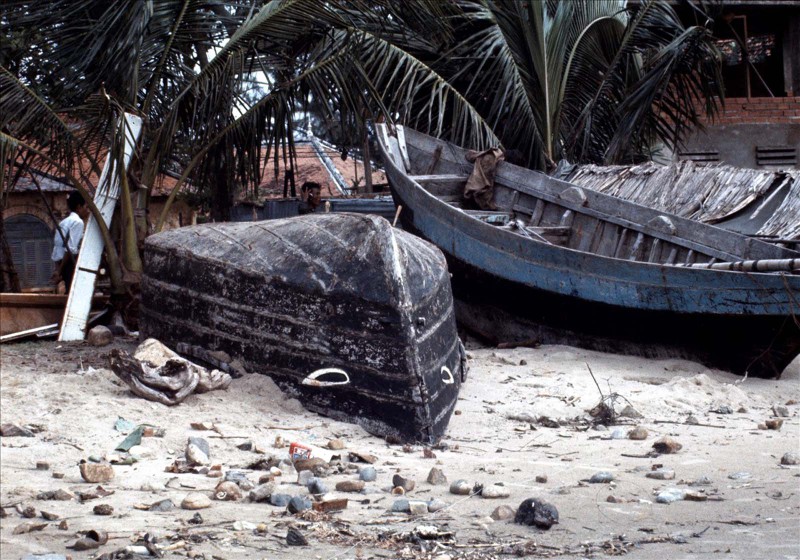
1, 0, 489, 293
437, 0, 723, 169
1, 0, 722, 299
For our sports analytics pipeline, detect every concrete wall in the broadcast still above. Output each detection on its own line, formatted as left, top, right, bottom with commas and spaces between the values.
680, 97, 800, 169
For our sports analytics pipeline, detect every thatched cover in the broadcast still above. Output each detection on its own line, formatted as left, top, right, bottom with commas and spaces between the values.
564, 162, 800, 239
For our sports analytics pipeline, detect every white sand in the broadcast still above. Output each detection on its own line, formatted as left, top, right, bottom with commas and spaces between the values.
1, 338, 798, 559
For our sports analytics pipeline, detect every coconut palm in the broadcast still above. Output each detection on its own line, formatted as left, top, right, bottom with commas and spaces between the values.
1, 0, 492, 295
437, 0, 723, 169
1, 0, 722, 298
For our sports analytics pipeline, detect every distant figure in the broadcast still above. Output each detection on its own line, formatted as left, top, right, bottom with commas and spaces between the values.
298, 181, 323, 214
51, 191, 89, 291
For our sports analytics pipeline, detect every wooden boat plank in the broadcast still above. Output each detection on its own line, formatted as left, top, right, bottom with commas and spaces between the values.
511, 188, 739, 262
410, 174, 469, 184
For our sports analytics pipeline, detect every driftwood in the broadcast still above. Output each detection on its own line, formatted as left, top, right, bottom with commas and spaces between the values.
110, 339, 231, 405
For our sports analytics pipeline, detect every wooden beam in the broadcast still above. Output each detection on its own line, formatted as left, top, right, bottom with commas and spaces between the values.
59, 113, 142, 341
409, 174, 469, 184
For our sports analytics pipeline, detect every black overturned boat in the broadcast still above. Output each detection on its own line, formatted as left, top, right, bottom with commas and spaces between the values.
376, 124, 800, 377
140, 213, 466, 443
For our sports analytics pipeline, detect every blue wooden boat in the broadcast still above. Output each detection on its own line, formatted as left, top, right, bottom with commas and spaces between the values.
377, 125, 800, 377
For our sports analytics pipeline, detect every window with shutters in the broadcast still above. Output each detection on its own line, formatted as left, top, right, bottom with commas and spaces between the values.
4, 214, 54, 288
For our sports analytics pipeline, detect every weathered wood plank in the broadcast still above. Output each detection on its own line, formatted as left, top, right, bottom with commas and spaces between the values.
410, 174, 470, 184
59, 113, 142, 341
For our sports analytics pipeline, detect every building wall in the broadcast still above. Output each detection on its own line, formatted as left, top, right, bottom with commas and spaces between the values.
679, 97, 800, 169
713, 96, 800, 125
4, 192, 68, 227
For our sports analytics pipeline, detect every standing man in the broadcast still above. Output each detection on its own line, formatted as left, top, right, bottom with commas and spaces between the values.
51, 191, 89, 291
298, 181, 323, 214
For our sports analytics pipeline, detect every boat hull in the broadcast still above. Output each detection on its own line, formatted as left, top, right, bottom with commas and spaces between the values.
140, 214, 465, 442
379, 126, 800, 377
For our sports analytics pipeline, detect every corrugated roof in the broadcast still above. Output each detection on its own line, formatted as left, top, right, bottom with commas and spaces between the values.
256, 141, 386, 199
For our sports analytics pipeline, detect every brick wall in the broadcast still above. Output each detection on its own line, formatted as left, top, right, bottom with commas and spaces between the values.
713, 96, 800, 125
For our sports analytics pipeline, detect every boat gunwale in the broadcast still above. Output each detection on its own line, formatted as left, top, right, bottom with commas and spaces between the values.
394, 126, 796, 264
376, 125, 800, 315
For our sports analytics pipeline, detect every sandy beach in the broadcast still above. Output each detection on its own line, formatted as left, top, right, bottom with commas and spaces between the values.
1, 337, 798, 560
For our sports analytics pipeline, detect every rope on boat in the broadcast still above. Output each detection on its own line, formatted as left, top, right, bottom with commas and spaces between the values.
674, 258, 800, 273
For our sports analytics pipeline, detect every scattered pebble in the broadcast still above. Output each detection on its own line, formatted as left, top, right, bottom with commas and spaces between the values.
391, 499, 410, 513
224, 470, 254, 490
327, 439, 345, 450
359, 467, 377, 482
79, 462, 114, 483
765, 419, 783, 431
294, 458, 329, 475
214, 481, 243, 501
392, 474, 416, 492
87, 325, 113, 346
22, 506, 36, 518
287, 496, 312, 514
728, 471, 753, 481
409, 500, 428, 515
335, 480, 365, 493
249, 482, 276, 503
36, 462, 50, 471
618, 405, 643, 419
449, 479, 472, 495
646, 468, 675, 480
781, 452, 799, 466
186, 437, 210, 466
690, 475, 713, 486
181, 493, 212, 510
427, 498, 447, 513
711, 405, 733, 414
514, 498, 559, 529
232, 520, 257, 531
684, 491, 708, 501
52, 472, 65, 479
307, 478, 329, 495
13, 521, 47, 535
589, 471, 614, 483
656, 488, 686, 504
286, 526, 308, 546
535, 474, 548, 483
269, 494, 292, 507
491, 505, 515, 520
149, 499, 174, 512
40, 511, 59, 521
481, 483, 510, 498
610, 428, 626, 439
427, 467, 447, 485
773, 405, 790, 417
93, 504, 114, 515
628, 426, 648, 440
652, 436, 682, 454
37, 489, 74, 501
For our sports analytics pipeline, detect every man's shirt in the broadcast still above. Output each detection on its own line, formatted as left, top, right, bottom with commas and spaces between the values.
51, 212, 85, 261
